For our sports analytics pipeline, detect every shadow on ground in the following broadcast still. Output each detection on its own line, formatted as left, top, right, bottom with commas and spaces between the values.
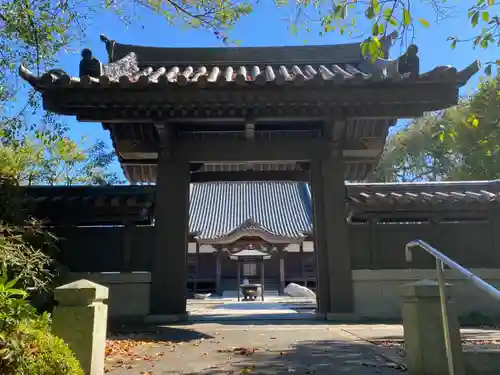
108, 324, 214, 343
183, 339, 406, 374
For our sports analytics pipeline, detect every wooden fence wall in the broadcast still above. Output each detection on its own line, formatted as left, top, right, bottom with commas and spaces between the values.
53, 220, 500, 273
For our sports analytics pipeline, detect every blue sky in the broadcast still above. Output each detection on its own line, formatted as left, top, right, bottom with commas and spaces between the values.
18, 1, 498, 180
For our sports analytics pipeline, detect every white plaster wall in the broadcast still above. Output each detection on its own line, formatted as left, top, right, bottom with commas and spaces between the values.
67, 272, 151, 318
68, 268, 500, 320
353, 269, 500, 319
188, 243, 217, 253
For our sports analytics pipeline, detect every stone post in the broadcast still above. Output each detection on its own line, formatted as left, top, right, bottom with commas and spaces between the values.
402, 279, 465, 375
52, 279, 109, 375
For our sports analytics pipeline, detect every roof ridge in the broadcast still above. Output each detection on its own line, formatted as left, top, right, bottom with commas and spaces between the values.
109, 41, 366, 66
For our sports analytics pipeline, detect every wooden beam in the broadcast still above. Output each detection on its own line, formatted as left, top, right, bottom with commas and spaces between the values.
116, 137, 385, 162
190, 171, 310, 182
120, 157, 376, 167
56, 84, 458, 121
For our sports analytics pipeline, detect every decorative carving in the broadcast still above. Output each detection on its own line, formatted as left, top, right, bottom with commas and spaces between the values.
101, 53, 139, 80
397, 44, 419, 78
79, 49, 103, 78
99, 34, 115, 62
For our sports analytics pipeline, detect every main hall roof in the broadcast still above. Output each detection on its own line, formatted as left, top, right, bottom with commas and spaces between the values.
190, 182, 313, 240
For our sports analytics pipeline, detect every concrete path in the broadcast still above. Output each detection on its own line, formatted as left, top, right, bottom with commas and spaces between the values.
187, 298, 317, 322
105, 323, 406, 374
338, 324, 500, 368
339, 324, 500, 342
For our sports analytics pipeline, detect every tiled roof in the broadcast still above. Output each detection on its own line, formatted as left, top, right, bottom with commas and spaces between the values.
346, 180, 500, 206
9, 180, 500, 228
189, 182, 312, 240
20, 51, 480, 88
102, 52, 377, 86
19, 35, 480, 89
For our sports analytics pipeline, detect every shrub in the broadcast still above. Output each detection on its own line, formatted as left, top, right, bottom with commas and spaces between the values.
0, 321, 85, 375
0, 270, 84, 375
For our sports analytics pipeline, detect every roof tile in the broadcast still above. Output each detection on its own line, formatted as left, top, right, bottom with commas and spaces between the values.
189, 182, 312, 239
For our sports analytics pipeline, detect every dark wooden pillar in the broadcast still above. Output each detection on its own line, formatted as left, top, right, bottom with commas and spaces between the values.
310, 160, 330, 314
279, 254, 285, 293
150, 148, 190, 316
489, 211, 500, 266
121, 224, 133, 271
368, 219, 379, 269
236, 262, 241, 301
310, 123, 354, 314
299, 242, 305, 287
194, 242, 200, 294
260, 261, 265, 301
321, 152, 354, 313
215, 250, 222, 295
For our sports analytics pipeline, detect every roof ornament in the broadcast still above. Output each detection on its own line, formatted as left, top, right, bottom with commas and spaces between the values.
379, 31, 398, 58
397, 44, 419, 78
79, 49, 103, 78
100, 34, 115, 62
360, 43, 419, 80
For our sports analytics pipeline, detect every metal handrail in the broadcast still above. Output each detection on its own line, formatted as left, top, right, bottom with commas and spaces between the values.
405, 239, 500, 375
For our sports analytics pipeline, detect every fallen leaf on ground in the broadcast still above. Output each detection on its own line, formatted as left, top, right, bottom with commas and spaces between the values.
218, 347, 258, 356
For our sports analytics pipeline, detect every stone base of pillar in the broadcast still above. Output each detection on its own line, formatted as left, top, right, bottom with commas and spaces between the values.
144, 313, 189, 324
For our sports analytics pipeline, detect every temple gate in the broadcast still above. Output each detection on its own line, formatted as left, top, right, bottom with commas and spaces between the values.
20, 36, 478, 319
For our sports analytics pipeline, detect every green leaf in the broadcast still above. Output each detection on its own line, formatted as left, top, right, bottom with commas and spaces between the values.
366, 7, 376, 20
471, 11, 480, 26
482, 12, 490, 22
361, 41, 369, 57
418, 18, 430, 28
334, 5, 343, 18
367, 37, 383, 61
274, 0, 288, 6
402, 8, 412, 25
485, 64, 492, 76
341, 5, 348, 19
383, 8, 398, 26
371, 0, 381, 13
378, 23, 385, 34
